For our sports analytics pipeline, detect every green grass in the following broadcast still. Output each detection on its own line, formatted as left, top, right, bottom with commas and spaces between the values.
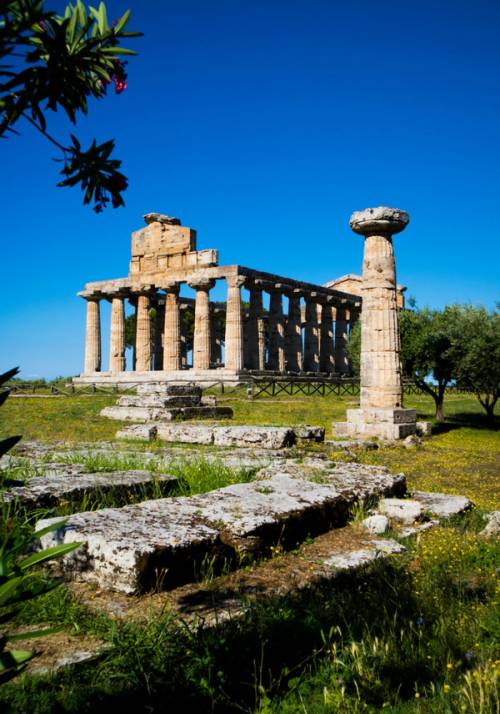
0, 390, 498, 712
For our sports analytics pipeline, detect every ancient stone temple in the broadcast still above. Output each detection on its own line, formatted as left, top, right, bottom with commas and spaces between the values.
74, 212, 362, 385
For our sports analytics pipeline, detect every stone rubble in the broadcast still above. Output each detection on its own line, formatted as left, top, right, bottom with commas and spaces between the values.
361, 514, 390, 535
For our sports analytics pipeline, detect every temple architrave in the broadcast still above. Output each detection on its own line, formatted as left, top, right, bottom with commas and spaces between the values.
74, 212, 363, 386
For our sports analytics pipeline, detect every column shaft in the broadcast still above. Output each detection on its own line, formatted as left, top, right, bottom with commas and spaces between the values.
191, 281, 214, 370
163, 288, 181, 370
84, 299, 101, 373
319, 303, 335, 373
303, 299, 320, 371
334, 306, 349, 374
246, 288, 265, 370
109, 297, 125, 372
360, 234, 402, 408
285, 294, 303, 372
225, 276, 245, 371
135, 294, 152, 371
267, 291, 285, 371
153, 302, 165, 370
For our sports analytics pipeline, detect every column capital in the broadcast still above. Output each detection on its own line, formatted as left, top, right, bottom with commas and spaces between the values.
188, 277, 215, 291
158, 281, 180, 294
226, 274, 246, 289
350, 206, 409, 237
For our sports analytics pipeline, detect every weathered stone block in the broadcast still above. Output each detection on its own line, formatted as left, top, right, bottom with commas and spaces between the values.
155, 424, 215, 445
378, 498, 423, 524
411, 491, 472, 517
415, 421, 432, 437
361, 515, 389, 535
137, 384, 202, 397
212, 426, 295, 449
293, 426, 325, 443
116, 425, 158, 441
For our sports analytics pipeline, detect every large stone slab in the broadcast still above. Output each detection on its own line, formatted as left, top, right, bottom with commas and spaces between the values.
255, 461, 406, 500
137, 384, 202, 397
2, 470, 178, 509
117, 395, 203, 408
36, 474, 356, 593
101, 405, 233, 422
378, 498, 423, 524
153, 424, 296, 449
411, 491, 473, 517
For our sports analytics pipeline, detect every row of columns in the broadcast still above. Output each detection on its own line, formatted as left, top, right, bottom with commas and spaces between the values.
83, 279, 358, 374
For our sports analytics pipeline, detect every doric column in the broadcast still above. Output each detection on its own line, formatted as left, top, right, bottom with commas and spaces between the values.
319, 300, 335, 373
267, 287, 286, 372
225, 275, 245, 371
189, 278, 214, 370
285, 290, 303, 372
109, 295, 125, 372
303, 296, 320, 372
351, 207, 408, 409
211, 310, 223, 366
180, 305, 189, 368
153, 301, 165, 370
334, 305, 349, 375
246, 285, 265, 370
162, 283, 181, 371
135, 292, 152, 372
84, 297, 101, 373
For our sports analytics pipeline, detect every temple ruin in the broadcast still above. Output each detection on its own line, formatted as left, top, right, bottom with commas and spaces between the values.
75, 212, 366, 385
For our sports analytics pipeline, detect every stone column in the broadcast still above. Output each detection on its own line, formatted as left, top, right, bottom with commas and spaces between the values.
285, 290, 303, 372
180, 305, 188, 368
333, 206, 419, 440
303, 296, 320, 372
211, 311, 223, 366
84, 297, 101, 373
109, 295, 125, 373
135, 293, 152, 372
334, 305, 349, 375
162, 284, 181, 371
153, 301, 165, 370
190, 278, 214, 370
224, 275, 245, 371
319, 300, 335, 373
267, 288, 285, 372
246, 286, 265, 370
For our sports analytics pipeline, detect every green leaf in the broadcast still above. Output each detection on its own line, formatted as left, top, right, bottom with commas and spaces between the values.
113, 9, 131, 34
8, 625, 65, 641
101, 46, 137, 55
0, 649, 33, 671
0, 577, 23, 607
33, 519, 68, 541
19, 542, 82, 571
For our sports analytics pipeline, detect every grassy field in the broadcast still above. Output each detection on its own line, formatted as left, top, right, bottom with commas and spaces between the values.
0, 390, 498, 712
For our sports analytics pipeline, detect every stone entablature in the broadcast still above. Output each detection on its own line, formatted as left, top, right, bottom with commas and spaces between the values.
76, 213, 362, 385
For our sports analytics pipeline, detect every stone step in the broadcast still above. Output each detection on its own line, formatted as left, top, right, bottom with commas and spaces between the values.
101, 405, 234, 422
36, 466, 405, 594
117, 424, 297, 448
2, 470, 178, 509
137, 384, 202, 397
71, 526, 406, 628
117, 395, 202, 408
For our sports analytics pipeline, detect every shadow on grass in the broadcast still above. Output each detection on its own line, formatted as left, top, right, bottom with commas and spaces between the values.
0, 558, 470, 714
430, 411, 498, 434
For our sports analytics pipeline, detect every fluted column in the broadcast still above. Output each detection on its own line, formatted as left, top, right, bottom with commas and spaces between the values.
285, 291, 303, 372
109, 295, 125, 372
135, 293, 152, 372
246, 286, 265, 370
267, 289, 285, 371
319, 301, 335, 373
303, 297, 320, 372
84, 297, 101, 373
153, 302, 165, 370
225, 275, 245, 371
334, 305, 349, 374
190, 278, 214, 370
162, 284, 181, 371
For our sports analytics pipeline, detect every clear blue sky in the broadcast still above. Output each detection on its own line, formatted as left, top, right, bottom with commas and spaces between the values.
2, 0, 499, 379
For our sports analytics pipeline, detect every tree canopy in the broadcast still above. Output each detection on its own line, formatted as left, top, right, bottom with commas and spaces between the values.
1, 0, 141, 211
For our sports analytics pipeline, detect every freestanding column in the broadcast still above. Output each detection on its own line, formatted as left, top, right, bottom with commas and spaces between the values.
135, 293, 152, 372
285, 290, 303, 372
319, 301, 335, 373
225, 275, 245, 371
334, 305, 349, 374
84, 297, 101, 373
267, 288, 286, 372
162, 284, 181, 371
303, 297, 320, 372
246, 286, 265, 370
109, 295, 125, 372
190, 278, 214, 370
333, 206, 419, 440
